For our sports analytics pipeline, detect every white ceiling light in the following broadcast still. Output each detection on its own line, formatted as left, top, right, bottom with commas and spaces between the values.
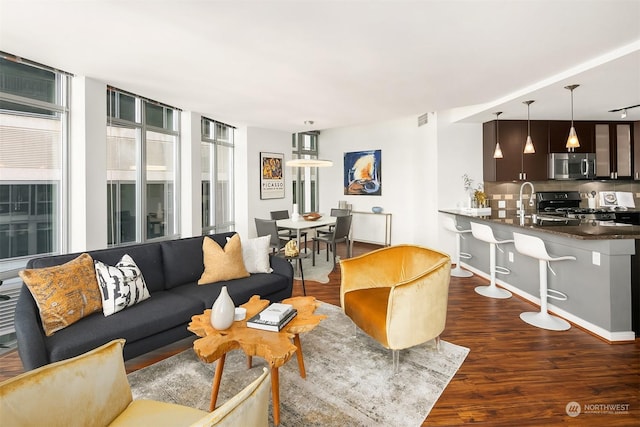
493, 112, 503, 159
523, 100, 535, 154
285, 159, 333, 167
565, 84, 581, 151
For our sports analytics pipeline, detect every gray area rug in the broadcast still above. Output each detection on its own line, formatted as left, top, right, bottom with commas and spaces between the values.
128, 302, 469, 426
291, 249, 339, 283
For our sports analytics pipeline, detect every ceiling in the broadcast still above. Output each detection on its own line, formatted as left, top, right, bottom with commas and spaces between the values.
1, 0, 639, 132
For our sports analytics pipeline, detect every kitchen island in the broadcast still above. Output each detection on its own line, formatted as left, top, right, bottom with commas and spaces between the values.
440, 209, 639, 342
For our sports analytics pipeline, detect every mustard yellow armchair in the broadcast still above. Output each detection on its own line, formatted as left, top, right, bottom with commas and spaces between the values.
340, 244, 451, 369
0, 339, 271, 427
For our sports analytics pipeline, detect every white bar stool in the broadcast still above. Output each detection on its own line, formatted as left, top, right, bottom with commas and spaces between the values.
513, 232, 573, 331
442, 216, 473, 277
470, 222, 513, 299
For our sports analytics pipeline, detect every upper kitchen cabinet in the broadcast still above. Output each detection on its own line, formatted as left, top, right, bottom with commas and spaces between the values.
483, 120, 548, 182
548, 121, 594, 153
595, 122, 634, 179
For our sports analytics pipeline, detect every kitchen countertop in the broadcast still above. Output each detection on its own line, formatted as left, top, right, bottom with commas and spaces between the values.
439, 209, 640, 240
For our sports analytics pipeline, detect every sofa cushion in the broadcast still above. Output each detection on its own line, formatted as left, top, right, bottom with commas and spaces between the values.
161, 236, 205, 289
198, 234, 249, 284
94, 254, 151, 316
161, 233, 237, 290
43, 291, 203, 364
28, 243, 166, 294
170, 273, 290, 309
237, 235, 272, 274
19, 253, 103, 336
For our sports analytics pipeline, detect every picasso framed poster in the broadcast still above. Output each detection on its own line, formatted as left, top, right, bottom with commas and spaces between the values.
344, 149, 382, 195
260, 152, 285, 199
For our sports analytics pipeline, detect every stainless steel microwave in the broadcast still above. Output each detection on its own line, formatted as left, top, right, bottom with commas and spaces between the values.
548, 153, 596, 180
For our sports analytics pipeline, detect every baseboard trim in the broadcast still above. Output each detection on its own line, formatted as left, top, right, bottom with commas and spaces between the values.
460, 263, 635, 343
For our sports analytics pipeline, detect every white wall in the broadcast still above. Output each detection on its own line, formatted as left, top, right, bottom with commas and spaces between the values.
180, 111, 203, 238
317, 112, 483, 255
243, 127, 293, 238
69, 76, 107, 252
435, 110, 484, 257
318, 116, 437, 247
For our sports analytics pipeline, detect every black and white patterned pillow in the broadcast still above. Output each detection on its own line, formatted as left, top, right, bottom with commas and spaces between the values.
94, 254, 150, 316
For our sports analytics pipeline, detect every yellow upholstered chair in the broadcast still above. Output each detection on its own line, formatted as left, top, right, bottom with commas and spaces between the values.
0, 339, 271, 427
340, 244, 451, 371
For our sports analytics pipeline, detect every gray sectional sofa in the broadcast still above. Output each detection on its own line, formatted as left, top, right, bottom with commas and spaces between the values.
15, 232, 294, 370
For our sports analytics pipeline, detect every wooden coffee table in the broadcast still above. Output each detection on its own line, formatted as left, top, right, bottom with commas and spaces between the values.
188, 295, 326, 425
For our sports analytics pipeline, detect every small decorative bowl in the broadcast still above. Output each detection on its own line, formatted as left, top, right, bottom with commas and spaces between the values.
372, 206, 383, 214
303, 212, 322, 221
234, 307, 246, 321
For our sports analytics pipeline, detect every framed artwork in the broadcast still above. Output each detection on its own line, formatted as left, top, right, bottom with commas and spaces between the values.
260, 152, 285, 199
344, 149, 382, 195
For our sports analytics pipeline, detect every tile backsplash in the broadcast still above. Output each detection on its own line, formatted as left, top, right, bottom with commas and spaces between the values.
484, 180, 640, 210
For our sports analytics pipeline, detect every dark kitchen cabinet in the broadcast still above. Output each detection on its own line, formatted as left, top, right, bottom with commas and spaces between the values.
483, 120, 548, 182
595, 122, 634, 179
548, 121, 594, 153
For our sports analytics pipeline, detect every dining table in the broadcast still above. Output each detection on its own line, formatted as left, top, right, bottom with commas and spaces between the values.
275, 215, 337, 248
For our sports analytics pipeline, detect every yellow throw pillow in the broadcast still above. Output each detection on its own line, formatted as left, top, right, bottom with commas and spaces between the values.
19, 253, 103, 336
198, 234, 250, 284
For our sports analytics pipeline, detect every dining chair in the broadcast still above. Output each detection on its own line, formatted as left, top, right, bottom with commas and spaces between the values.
316, 208, 351, 252
312, 214, 352, 268
270, 210, 308, 251
255, 218, 290, 253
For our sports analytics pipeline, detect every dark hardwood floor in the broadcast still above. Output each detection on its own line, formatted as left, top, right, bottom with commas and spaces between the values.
1, 241, 638, 425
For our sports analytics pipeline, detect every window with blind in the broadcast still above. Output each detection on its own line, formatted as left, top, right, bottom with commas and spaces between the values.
0, 55, 69, 261
201, 118, 235, 234
107, 88, 180, 245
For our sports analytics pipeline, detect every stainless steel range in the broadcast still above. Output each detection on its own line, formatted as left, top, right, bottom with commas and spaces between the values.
536, 191, 617, 223
563, 208, 616, 221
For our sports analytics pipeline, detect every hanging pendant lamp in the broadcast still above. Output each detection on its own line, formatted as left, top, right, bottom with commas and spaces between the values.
523, 100, 535, 154
493, 112, 503, 159
565, 84, 580, 150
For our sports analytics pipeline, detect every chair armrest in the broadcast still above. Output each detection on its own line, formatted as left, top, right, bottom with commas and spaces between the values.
270, 255, 294, 279
0, 339, 131, 427
188, 368, 271, 427
382, 259, 450, 350
340, 250, 397, 289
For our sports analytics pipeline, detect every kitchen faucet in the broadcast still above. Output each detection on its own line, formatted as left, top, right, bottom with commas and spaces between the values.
519, 181, 535, 225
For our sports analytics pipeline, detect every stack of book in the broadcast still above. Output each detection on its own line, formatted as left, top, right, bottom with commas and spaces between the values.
247, 302, 297, 332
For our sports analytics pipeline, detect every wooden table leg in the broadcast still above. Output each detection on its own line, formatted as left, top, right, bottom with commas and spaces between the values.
293, 334, 306, 379
209, 354, 226, 411
247, 355, 253, 369
271, 366, 280, 425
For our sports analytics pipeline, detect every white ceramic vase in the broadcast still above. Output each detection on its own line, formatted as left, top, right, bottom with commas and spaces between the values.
210, 286, 235, 330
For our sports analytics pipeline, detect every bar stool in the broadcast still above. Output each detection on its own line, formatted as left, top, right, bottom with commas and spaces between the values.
513, 232, 573, 331
470, 222, 513, 299
442, 216, 473, 277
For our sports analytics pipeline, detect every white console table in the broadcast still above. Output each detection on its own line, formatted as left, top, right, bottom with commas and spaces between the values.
350, 211, 392, 247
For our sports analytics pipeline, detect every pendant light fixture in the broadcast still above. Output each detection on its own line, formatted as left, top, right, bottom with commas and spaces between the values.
523, 100, 535, 154
285, 158, 333, 167
493, 112, 503, 159
565, 84, 580, 151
